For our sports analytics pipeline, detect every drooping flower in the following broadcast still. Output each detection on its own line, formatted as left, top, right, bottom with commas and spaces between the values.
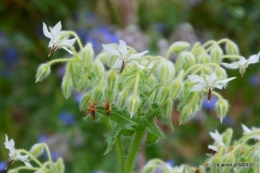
43, 21, 76, 56
208, 130, 225, 152
4, 135, 32, 169
241, 124, 260, 141
188, 72, 236, 101
102, 40, 148, 72
221, 53, 260, 77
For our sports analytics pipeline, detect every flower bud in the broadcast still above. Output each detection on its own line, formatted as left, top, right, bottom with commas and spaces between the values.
29, 143, 44, 158
215, 98, 229, 123
171, 79, 183, 99
129, 95, 140, 117
175, 51, 195, 71
93, 59, 105, 79
107, 69, 118, 90
36, 63, 51, 82
222, 128, 233, 146
157, 60, 175, 83
216, 67, 227, 80
107, 55, 118, 67
78, 74, 89, 92
225, 40, 239, 55
55, 158, 65, 173
61, 75, 73, 99
157, 83, 171, 105
160, 100, 173, 116
210, 46, 223, 64
222, 154, 235, 173
198, 165, 206, 173
103, 88, 115, 102
69, 61, 84, 90
148, 74, 156, 85
168, 41, 190, 54
211, 155, 222, 173
199, 52, 210, 64
96, 52, 107, 64
118, 90, 128, 109
79, 92, 92, 111
92, 81, 104, 103
179, 105, 197, 124
81, 43, 94, 68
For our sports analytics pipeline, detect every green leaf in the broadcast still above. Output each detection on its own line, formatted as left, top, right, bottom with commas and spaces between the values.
139, 117, 164, 138
104, 125, 121, 155
146, 132, 159, 145
110, 109, 138, 127
156, 114, 174, 131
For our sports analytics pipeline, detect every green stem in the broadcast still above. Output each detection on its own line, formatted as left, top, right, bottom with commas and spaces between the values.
18, 149, 42, 166
211, 91, 223, 100
42, 143, 52, 162
222, 55, 241, 59
66, 31, 83, 50
205, 38, 230, 53
47, 58, 73, 66
183, 63, 220, 78
124, 127, 146, 173
237, 132, 260, 144
12, 166, 38, 172
103, 116, 125, 173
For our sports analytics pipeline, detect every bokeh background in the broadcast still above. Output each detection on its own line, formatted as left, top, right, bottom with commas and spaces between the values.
1, 0, 260, 172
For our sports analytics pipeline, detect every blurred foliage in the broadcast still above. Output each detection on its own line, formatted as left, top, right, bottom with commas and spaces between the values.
0, 0, 260, 172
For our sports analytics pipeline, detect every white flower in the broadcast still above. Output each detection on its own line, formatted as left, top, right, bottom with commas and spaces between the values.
4, 135, 32, 169
102, 40, 148, 72
43, 21, 76, 56
221, 53, 260, 77
188, 72, 236, 100
241, 124, 260, 141
208, 130, 225, 152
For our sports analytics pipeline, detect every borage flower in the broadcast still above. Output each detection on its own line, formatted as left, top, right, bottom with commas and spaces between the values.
4, 135, 32, 170
102, 40, 148, 73
208, 130, 225, 152
188, 72, 236, 101
43, 21, 76, 56
241, 124, 260, 141
221, 53, 260, 77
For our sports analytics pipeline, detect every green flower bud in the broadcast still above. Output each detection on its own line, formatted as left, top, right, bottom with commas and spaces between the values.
61, 75, 73, 99
210, 46, 223, 64
78, 74, 89, 92
96, 52, 107, 64
222, 128, 233, 146
216, 67, 227, 80
69, 60, 84, 90
148, 74, 156, 85
93, 59, 105, 79
36, 63, 51, 82
215, 98, 229, 123
81, 43, 94, 68
118, 90, 128, 109
221, 154, 235, 173
55, 158, 65, 173
170, 79, 183, 99
103, 88, 115, 102
168, 41, 190, 54
179, 105, 197, 124
7, 169, 18, 173
201, 67, 213, 76
199, 52, 210, 64
226, 40, 239, 55
198, 165, 206, 173
175, 51, 195, 71
92, 82, 104, 103
211, 155, 222, 173
29, 143, 44, 158
157, 83, 171, 105
107, 69, 118, 90
108, 55, 118, 67
193, 48, 204, 63
157, 60, 175, 83
79, 92, 92, 111
160, 100, 173, 116
129, 95, 140, 117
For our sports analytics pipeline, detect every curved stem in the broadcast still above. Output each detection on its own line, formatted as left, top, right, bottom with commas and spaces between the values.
18, 149, 42, 166
237, 132, 260, 144
66, 31, 83, 50
47, 58, 73, 66
222, 55, 241, 59
183, 63, 220, 78
42, 143, 52, 162
133, 73, 140, 96
205, 38, 230, 53
11, 166, 38, 172
211, 91, 223, 100
124, 127, 146, 173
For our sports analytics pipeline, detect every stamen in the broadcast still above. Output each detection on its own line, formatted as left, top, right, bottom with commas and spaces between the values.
5, 159, 14, 170
120, 61, 127, 73
48, 46, 57, 57
208, 88, 212, 102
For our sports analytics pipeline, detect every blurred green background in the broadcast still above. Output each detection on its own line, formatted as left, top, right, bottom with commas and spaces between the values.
1, 0, 260, 172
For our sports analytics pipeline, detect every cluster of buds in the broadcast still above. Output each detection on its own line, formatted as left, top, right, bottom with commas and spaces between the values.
141, 125, 260, 173
4, 135, 65, 173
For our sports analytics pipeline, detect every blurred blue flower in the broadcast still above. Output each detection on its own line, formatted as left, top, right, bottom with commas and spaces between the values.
202, 96, 218, 110
38, 134, 48, 143
85, 11, 98, 21
0, 161, 7, 172
222, 115, 234, 126
75, 93, 84, 103
59, 111, 75, 125
153, 23, 168, 33
248, 74, 260, 87
166, 159, 175, 167
76, 29, 89, 42
4, 48, 18, 65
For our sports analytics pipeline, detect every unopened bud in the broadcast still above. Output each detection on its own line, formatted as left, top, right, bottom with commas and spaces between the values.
216, 67, 227, 80
157, 83, 171, 105
199, 52, 210, 64
179, 105, 197, 124
78, 74, 89, 92
55, 158, 65, 173
129, 95, 140, 118
226, 40, 239, 55
222, 128, 233, 146
148, 74, 156, 85
61, 75, 73, 99
215, 98, 229, 123
160, 100, 173, 116
93, 60, 105, 79
69, 61, 84, 90
36, 63, 51, 82
222, 154, 235, 173
175, 51, 195, 71
198, 165, 206, 173
168, 41, 190, 54
79, 92, 92, 111
211, 155, 222, 173
118, 90, 128, 109
107, 69, 118, 90
96, 52, 107, 64
29, 144, 44, 158
107, 55, 118, 67
92, 82, 104, 103
103, 88, 115, 102
210, 46, 223, 64
171, 79, 183, 99
82, 43, 94, 68
158, 60, 175, 83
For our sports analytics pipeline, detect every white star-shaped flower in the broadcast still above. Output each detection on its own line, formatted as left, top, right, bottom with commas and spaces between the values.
102, 40, 148, 72
242, 124, 260, 141
188, 72, 236, 100
43, 21, 76, 56
4, 135, 32, 169
208, 130, 225, 152
221, 53, 260, 77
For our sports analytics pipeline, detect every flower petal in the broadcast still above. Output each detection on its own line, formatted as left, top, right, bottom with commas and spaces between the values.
60, 38, 76, 47
248, 53, 260, 65
51, 21, 62, 36
209, 130, 223, 145
42, 22, 52, 39
102, 44, 119, 56
4, 135, 15, 150
219, 77, 236, 85
118, 40, 128, 55
129, 50, 149, 59
188, 75, 205, 84
208, 145, 218, 152
221, 62, 239, 69
111, 59, 123, 69
190, 83, 204, 92
242, 124, 251, 134
61, 46, 74, 55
